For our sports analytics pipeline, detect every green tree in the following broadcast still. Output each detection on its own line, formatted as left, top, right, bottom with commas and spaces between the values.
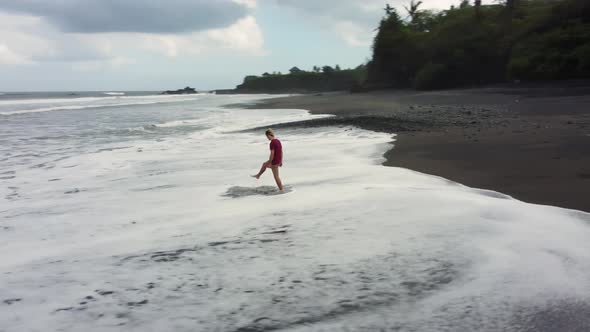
236, 65, 367, 93
369, 8, 423, 86
322, 66, 335, 74
474, 0, 482, 20
403, 1, 424, 26
384, 4, 395, 16
243, 75, 259, 84
506, 0, 516, 10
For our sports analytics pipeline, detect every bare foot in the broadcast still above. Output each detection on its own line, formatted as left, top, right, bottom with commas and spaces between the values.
251, 174, 260, 179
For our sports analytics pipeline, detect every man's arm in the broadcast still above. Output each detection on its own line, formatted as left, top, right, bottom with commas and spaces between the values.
267, 149, 275, 165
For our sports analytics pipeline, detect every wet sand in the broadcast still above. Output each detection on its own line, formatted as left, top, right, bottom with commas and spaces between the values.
247, 82, 590, 212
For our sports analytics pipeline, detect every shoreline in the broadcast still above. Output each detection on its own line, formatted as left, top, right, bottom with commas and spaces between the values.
246, 84, 590, 212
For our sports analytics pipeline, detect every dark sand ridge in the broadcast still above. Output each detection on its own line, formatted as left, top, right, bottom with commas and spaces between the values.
242, 82, 590, 212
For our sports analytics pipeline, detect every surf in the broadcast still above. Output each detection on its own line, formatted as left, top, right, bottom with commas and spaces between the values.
1, 95, 589, 331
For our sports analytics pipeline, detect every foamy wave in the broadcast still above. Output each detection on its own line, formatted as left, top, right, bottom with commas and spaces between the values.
1, 101, 159, 116
128, 120, 206, 132
103, 92, 125, 96
155, 119, 207, 128
0, 96, 204, 116
2, 103, 590, 331
0, 93, 204, 106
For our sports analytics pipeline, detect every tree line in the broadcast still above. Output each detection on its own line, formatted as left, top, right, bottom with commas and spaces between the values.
235, 65, 366, 93
236, 0, 589, 92
367, 0, 590, 89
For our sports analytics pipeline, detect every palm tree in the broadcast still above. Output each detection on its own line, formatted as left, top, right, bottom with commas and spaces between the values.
499, 0, 518, 13
503, 0, 518, 19
384, 4, 395, 16
403, 0, 423, 23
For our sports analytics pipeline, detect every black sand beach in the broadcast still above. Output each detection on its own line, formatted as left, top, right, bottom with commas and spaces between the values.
249, 82, 590, 212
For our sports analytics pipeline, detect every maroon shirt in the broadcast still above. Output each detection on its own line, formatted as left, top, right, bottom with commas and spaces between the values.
270, 138, 283, 166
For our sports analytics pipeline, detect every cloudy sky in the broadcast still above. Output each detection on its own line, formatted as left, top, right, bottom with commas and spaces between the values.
0, 0, 490, 91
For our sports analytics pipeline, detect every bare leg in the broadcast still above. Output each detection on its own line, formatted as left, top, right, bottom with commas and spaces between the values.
271, 166, 283, 191
253, 162, 268, 179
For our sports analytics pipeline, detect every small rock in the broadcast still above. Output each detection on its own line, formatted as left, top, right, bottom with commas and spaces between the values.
127, 300, 148, 307
3, 298, 21, 305
96, 290, 115, 296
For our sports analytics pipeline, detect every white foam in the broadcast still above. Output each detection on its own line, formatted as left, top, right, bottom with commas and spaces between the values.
0, 96, 204, 115
0, 101, 160, 115
0, 93, 280, 116
0, 93, 204, 106
0, 102, 589, 331
103, 92, 125, 96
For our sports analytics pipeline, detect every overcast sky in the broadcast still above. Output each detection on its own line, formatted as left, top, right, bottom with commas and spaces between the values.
0, 0, 492, 91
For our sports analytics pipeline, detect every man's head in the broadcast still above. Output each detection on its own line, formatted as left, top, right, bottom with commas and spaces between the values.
265, 128, 275, 140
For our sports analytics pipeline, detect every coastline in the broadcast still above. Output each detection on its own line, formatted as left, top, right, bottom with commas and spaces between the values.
245, 83, 590, 212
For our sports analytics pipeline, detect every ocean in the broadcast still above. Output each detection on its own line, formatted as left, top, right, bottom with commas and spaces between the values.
1, 92, 589, 331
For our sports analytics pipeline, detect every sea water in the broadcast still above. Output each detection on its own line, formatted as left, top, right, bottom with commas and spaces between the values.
1, 93, 589, 331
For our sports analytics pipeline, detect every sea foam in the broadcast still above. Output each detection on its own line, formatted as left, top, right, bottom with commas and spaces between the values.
0, 99, 589, 331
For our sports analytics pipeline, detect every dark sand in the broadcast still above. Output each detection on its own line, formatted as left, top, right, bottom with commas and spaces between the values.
247, 82, 590, 212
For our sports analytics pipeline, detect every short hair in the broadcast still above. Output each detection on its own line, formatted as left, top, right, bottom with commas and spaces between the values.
265, 128, 275, 137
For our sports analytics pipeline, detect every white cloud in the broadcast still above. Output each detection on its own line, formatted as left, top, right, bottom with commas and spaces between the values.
0, 44, 32, 65
205, 16, 265, 55
233, 0, 257, 9
0, 12, 110, 63
0, 0, 250, 33
0, 11, 266, 68
333, 21, 373, 48
138, 16, 266, 57
71, 56, 137, 72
